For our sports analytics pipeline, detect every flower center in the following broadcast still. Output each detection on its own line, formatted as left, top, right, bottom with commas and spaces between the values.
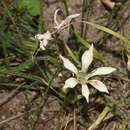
77, 72, 87, 84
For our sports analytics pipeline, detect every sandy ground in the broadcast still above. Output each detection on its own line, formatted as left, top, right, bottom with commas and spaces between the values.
0, 0, 130, 129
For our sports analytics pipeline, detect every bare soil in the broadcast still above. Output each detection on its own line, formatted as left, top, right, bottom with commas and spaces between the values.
0, 0, 130, 130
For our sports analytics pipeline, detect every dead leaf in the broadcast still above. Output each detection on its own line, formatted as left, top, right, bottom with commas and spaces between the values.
101, 0, 115, 9
124, 45, 130, 72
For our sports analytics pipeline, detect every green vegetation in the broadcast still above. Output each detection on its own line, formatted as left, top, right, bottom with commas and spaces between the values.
0, 0, 129, 129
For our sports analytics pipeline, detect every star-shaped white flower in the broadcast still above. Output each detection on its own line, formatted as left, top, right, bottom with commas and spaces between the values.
54, 9, 80, 31
60, 44, 116, 103
35, 31, 52, 50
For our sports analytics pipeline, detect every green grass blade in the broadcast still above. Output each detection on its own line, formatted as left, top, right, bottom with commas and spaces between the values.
81, 0, 86, 37
1, 39, 9, 65
62, 0, 69, 16
30, 85, 50, 129
15, 59, 34, 71
74, 32, 106, 64
0, 68, 41, 82
0, 82, 40, 90
121, 118, 126, 130
0, 83, 20, 87
85, 21, 130, 45
30, 67, 59, 129
39, 0, 44, 33
63, 41, 80, 65
83, 0, 92, 39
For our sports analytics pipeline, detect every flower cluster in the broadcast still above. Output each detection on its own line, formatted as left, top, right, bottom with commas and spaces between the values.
35, 9, 80, 50
34, 10, 116, 103
60, 44, 116, 103
35, 31, 52, 50
54, 9, 80, 31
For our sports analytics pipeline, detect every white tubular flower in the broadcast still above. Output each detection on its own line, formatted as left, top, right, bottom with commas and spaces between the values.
54, 9, 80, 31
60, 44, 116, 103
35, 31, 52, 50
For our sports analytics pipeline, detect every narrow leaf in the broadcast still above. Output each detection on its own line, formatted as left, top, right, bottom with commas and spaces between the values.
85, 21, 130, 45
15, 59, 34, 71
63, 41, 81, 65
74, 32, 106, 64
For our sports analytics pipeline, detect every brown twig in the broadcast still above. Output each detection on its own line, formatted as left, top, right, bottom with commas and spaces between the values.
64, 113, 70, 130
0, 107, 36, 126
73, 106, 76, 130
0, 82, 25, 106
101, 0, 115, 9
60, 111, 66, 130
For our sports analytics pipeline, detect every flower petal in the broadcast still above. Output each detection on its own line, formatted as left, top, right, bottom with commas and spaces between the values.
40, 46, 46, 50
89, 67, 116, 78
82, 84, 90, 103
65, 14, 80, 24
35, 34, 44, 40
64, 77, 78, 88
55, 20, 66, 30
43, 31, 52, 40
63, 28, 70, 42
40, 40, 47, 50
35, 31, 52, 40
54, 12, 80, 30
54, 9, 60, 26
82, 44, 93, 72
60, 55, 78, 75
89, 80, 109, 93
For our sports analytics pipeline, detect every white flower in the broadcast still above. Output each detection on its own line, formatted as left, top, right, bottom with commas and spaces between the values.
35, 31, 52, 50
54, 9, 80, 31
60, 44, 116, 103
54, 9, 80, 42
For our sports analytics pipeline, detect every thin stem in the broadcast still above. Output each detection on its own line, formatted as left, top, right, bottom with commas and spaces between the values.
81, 0, 86, 37
63, 41, 81, 65
121, 118, 126, 130
1, 0, 23, 45
73, 106, 76, 130
1, 38, 9, 66
39, 0, 45, 33
64, 113, 70, 130
60, 112, 66, 130
0, 82, 25, 106
1, 0, 16, 25
0, 107, 36, 126
83, 0, 92, 39
62, 0, 69, 16
33, 0, 45, 58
